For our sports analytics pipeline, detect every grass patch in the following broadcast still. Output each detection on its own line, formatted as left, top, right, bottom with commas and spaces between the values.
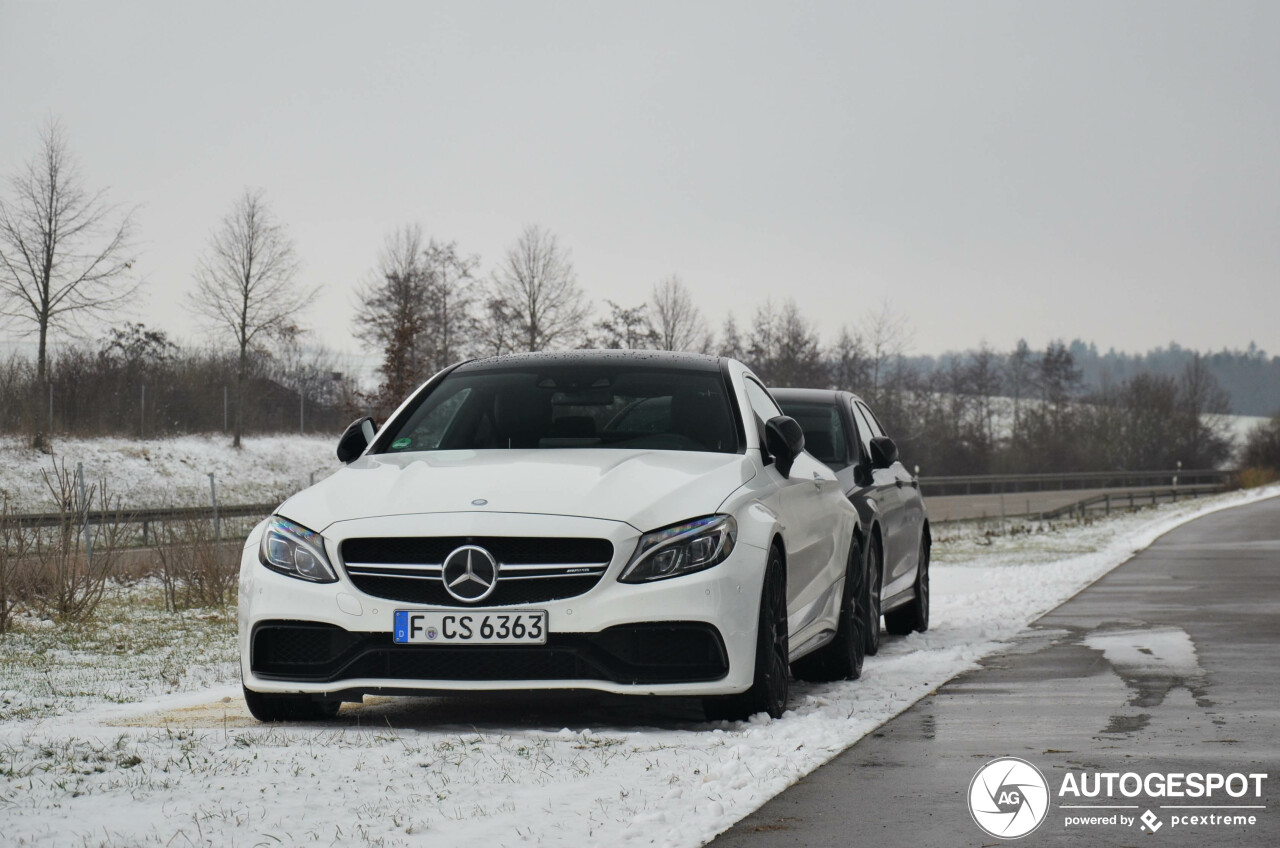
0, 582, 237, 722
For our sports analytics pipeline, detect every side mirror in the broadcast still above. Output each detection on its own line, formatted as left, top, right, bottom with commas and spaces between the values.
869, 435, 899, 470
764, 415, 805, 478
337, 417, 377, 464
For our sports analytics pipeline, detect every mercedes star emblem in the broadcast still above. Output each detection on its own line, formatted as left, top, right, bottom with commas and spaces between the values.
440, 545, 499, 603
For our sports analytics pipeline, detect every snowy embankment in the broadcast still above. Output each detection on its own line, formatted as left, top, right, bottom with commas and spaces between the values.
0, 434, 338, 510
0, 487, 1276, 847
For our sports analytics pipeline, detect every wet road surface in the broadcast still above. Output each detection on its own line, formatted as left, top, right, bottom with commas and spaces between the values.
712, 495, 1280, 846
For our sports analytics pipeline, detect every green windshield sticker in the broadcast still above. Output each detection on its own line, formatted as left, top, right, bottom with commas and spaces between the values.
391, 437, 413, 449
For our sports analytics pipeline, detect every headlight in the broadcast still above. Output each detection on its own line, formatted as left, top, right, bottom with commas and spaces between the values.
619, 515, 737, 584
258, 516, 338, 583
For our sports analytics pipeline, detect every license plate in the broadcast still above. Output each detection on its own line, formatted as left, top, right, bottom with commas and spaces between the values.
393, 610, 548, 645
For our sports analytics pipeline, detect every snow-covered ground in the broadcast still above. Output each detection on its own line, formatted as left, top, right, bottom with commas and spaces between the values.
0, 486, 1276, 847
0, 434, 338, 511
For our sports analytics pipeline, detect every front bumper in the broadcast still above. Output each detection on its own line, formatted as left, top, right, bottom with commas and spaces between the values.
239, 511, 768, 697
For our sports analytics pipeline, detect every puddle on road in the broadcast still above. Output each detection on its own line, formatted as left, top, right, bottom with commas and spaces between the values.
1083, 625, 1212, 709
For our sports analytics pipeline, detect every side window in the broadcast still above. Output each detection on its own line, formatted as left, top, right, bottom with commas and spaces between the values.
856, 402, 885, 438
850, 400, 875, 459
826, 406, 848, 466
860, 404, 890, 440
743, 379, 783, 423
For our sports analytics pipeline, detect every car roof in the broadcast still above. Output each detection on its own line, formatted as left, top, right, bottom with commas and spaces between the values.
771, 387, 868, 405
456, 349, 725, 373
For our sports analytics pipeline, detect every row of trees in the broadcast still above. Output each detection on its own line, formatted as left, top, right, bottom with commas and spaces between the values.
0, 122, 322, 451
0, 119, 1268, 476
351, 220, 1242, 474
353, 223, 716, 412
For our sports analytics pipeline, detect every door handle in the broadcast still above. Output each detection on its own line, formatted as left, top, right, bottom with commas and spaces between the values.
895, 479, 905, 489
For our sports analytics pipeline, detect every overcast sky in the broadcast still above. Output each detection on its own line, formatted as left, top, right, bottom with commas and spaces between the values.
2, 1, 1277, 365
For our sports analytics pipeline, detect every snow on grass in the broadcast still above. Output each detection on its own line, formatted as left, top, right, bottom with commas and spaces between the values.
0, 581, 238, 723
0, 486, 1276, 847
0, 434, 338, 511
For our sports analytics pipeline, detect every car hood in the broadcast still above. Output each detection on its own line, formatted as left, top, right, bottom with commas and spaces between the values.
278, 449, 757, 534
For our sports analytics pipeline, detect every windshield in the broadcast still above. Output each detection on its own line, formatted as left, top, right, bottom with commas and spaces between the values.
378, 366, 740, 454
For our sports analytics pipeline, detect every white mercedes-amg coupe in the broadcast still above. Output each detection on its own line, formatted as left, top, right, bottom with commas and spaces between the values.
239, 350, 861, 722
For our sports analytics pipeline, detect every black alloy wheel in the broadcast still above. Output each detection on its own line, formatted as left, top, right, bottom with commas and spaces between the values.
864, 532, 884, 656
793, 536, 866, 682
704, 545, 790, 721
886, 534, 930, 635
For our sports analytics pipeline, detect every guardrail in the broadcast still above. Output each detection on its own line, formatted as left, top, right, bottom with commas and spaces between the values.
918, 469, 1233, 498
1, 468, 1239, 540
8, 502, 277, 545
1037, 483, 1226, 521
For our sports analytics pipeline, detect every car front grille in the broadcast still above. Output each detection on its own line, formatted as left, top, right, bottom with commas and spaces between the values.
339, 536, 615, 606
250, 620, 730, 685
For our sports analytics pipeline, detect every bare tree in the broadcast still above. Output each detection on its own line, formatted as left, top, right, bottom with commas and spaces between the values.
477, 296, 521, 357
650, 275, 711, 353
353, 225, 432, 403
420, 239, 479, 370
746, 299, 826, 387
0, 120, 138, 451
484, 225, 588, 352
1004, 338, 1037, 443
354, 226, 479, 409
860, 298, 912, 398
966, 343, 1003, 451
189, 189, 313, 448
1176, 353, 1232, 467
828, 325, 869, 392
594, 300, 658, 349
1241, 414, 1280, 472
718, 312, 745, 360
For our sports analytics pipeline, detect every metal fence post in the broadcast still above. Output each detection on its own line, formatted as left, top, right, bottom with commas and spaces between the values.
208, 472, 221, 549
77, 462, 93, 563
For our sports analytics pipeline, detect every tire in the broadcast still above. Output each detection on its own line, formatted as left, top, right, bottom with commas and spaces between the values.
793, 536, 866, 682
703, 546, 790, 721
885, 533, 930, 635
864, 532, 884, 656
243, 685, 342, 722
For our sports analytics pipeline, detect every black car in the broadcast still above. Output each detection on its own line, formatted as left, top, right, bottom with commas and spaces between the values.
772, 389, 931, 656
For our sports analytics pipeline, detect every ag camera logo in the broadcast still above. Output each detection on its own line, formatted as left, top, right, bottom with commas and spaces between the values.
969, 757, 1051, 839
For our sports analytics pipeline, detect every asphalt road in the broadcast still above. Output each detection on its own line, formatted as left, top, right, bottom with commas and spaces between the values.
712, 495, 1280, 847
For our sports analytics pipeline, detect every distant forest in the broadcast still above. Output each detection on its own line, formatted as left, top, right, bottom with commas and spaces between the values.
906, 341, 1280, 417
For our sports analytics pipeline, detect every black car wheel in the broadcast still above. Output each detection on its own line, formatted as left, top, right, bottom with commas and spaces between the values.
793, 536, 865, 682
243, 685, 342, 722
704, 546, 790, 721
886, 534, 930, 635
864, 532, 884, 656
